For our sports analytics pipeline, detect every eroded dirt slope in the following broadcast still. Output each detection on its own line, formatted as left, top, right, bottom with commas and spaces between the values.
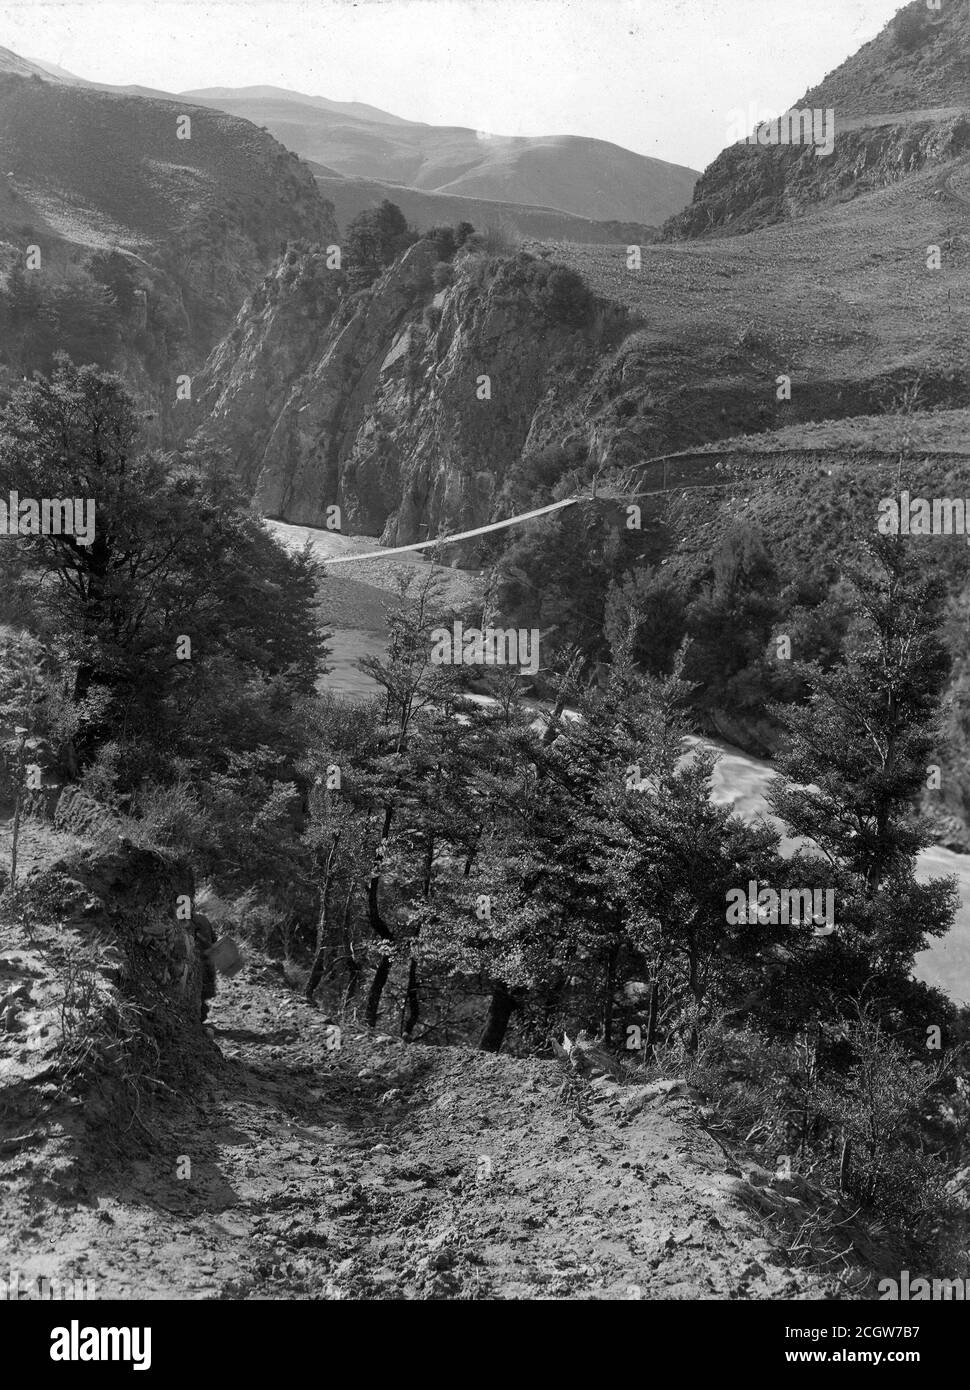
0, 937, 854, 1301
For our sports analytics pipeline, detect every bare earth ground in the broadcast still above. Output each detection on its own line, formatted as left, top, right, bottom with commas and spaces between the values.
0, 928, 852, 1302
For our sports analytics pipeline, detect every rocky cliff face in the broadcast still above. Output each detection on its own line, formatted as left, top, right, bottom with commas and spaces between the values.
191, 211, 970, 553
664, 114, 970, 239
192, 241, 627, 552
663, 0, 970, 240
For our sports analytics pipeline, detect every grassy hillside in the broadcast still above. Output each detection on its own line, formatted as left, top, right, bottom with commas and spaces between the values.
802, 0, 970, 118
664, 1, 970, 241
313, 169, 657, 244
181, 89, 698, 224
550, 154, 970, 463
0, 75, 330, 261
0, 68, 337, 418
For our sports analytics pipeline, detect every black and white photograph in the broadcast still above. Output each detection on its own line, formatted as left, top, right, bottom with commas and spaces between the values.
0, 0, 968, 1346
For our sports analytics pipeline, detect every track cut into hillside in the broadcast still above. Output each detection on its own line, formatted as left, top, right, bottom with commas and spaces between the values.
1, 925, 877, 1302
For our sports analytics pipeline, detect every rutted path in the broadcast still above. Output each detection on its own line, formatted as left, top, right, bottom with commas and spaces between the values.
1, 951, 843, 1300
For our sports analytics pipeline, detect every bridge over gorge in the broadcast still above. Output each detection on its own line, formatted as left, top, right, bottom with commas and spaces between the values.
319, 443, 970, 566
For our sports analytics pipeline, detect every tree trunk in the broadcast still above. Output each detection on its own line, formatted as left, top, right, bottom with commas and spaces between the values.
339, 884, 360, 1006
365, 955, 391, 1028
686, 946, 703, 1054
644, 981, 659, 1059
305, 832, 340, 1002
342, 951, 362, 1007
7, 729, 32, 895
363, 829, 397, 1026
839, 1136, 852, 1196
9, 770, 23, 896
541, 650, 584, 746
602, 940, 619, 1045
304, 942, 328, 1003
401, 956, 420, 1038
479, 980, 518, 1052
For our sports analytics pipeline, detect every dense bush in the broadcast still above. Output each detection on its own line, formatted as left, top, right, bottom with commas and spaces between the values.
426, 226, 457, 262
894, 4, 932, 51
473, 222, 520, 257
345, 199, 417, 288
0, 358, 325, 780
0, 265, 121, 374
540, 263, 595, 327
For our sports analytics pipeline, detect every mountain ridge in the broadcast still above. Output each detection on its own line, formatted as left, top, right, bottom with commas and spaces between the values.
663, 0, 970, 240
179, 87, 698, 224
0, 64, 337, 426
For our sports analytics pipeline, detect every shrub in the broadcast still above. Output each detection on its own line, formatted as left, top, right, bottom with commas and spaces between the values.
475, 222, 520, 257
540, 264, 594, 328
427, 226, 457, 262
119, 778, 212, 857
346, 200, 415, 288
814, 1010, 954, 1226
894, 5, 931, 51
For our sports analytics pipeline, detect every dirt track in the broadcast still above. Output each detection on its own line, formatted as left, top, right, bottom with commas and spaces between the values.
1, 949, 845, 1301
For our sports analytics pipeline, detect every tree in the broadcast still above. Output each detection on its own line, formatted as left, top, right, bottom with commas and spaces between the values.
684, 521, 782, 726
0, 357, 326, 773
605, 566, 687, 676
338, 572, 472, 1029
454, 221, 476, 248
426, 225, 456, 262
767, 537, 958, 1029
494, 505, 646, 675
591, 650, 782, 1051
0, 629, 46, 895
346, 200, 414, 288
417, 640, 782, 1054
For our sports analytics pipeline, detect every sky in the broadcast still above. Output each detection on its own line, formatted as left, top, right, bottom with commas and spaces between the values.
0, 0, 907, 170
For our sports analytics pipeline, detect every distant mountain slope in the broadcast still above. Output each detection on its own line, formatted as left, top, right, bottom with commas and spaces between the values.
181, 88, 698, 224
5, 49, 176, 99
21, 55, 86, 83
312, 170, 656, 245
0, 46, 71, 81
187, 85, 420, 126
0, 64, 337, 422
0, 77, 321, 247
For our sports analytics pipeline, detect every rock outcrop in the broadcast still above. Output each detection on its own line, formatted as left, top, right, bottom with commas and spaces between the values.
192, 240, 627, 554
663, 0, 970, 240
664, 115, 970, 240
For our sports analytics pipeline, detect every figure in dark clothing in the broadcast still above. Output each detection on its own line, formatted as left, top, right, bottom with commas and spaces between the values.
193, 911, 218, 1023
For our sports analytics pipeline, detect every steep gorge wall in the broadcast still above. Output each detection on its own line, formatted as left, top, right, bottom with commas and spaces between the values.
191, 229, 970, 557
192, 242, 625, 552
